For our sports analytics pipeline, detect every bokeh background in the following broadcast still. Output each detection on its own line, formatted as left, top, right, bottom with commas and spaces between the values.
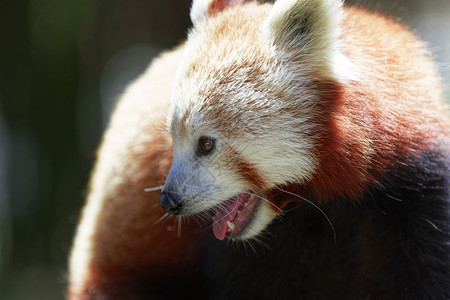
0, 0, 449, 299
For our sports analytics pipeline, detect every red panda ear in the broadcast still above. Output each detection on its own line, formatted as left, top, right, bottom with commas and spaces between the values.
190, 0, 247, 25
263, 0, 356, 81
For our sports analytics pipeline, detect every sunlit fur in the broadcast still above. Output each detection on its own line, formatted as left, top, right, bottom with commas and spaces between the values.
165, 0, 355, 238
163, 0, 449, 241
68, 48, 192, 299
190, 0, 215, 25
68, 0, 450, 298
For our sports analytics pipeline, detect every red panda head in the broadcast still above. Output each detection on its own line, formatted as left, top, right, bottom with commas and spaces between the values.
160, 0, 356, 240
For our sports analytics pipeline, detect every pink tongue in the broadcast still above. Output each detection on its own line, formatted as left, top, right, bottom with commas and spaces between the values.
212, 194, 248, 240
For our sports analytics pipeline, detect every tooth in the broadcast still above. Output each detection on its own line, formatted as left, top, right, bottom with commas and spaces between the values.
227, 221, 235, 231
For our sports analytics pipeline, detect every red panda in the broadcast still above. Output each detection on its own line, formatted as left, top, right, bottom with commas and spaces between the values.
68, 0, 450, 299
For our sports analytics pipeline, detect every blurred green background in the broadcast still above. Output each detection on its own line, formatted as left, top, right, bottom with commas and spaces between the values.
0, 0, 448, 299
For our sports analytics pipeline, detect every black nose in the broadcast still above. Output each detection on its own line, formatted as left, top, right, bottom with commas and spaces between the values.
160, 191, 183, 215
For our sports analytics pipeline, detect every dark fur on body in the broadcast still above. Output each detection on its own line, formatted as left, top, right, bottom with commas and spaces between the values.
67, 2, 450, 294
147, 150, 450, 300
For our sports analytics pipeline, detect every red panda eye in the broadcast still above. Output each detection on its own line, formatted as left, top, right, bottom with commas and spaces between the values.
198, 137, 215, 156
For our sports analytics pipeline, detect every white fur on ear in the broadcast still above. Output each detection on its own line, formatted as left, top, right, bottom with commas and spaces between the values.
190, 0, 215, 25
264, 0, 357, 81
191, 0, 248, 26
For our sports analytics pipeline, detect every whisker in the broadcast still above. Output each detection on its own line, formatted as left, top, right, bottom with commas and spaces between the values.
153, 212, 171, 225
198, 210, 213, 223
209, 209, 231, 229
144, 185, 164, 192
183, 184, 204, 191
277, 187, 337, 244
206, 192, 281, 233
194, 212, 207, 224
177, 215, 182, 237
207, 200, 239, 229
200, 204, 229, 232
246, 192, 282, 213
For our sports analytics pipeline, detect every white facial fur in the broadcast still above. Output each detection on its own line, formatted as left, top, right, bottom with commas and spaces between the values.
164, 0, 355, 239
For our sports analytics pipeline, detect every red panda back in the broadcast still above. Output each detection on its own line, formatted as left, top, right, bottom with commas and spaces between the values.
302, 7, 450, 202
68, 1, 450, 299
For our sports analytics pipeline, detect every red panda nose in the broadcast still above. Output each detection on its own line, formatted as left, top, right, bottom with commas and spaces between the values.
160, 191, 183, 215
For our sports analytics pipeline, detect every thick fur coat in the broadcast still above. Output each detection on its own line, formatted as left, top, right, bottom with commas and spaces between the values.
69, 0, 450, 299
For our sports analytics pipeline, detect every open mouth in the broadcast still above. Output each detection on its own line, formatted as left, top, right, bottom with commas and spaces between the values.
212, 191, 260, 240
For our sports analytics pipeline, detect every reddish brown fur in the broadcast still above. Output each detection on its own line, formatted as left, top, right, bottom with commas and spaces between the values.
229, 148, 267, 191
68, 48, 209, 299
70, 125, 209, 298
69, 3, 450, 299
71, 135, 208, 298
267, 7, 449, 209
208, 0, 248, 17
87, 134, 205, 292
